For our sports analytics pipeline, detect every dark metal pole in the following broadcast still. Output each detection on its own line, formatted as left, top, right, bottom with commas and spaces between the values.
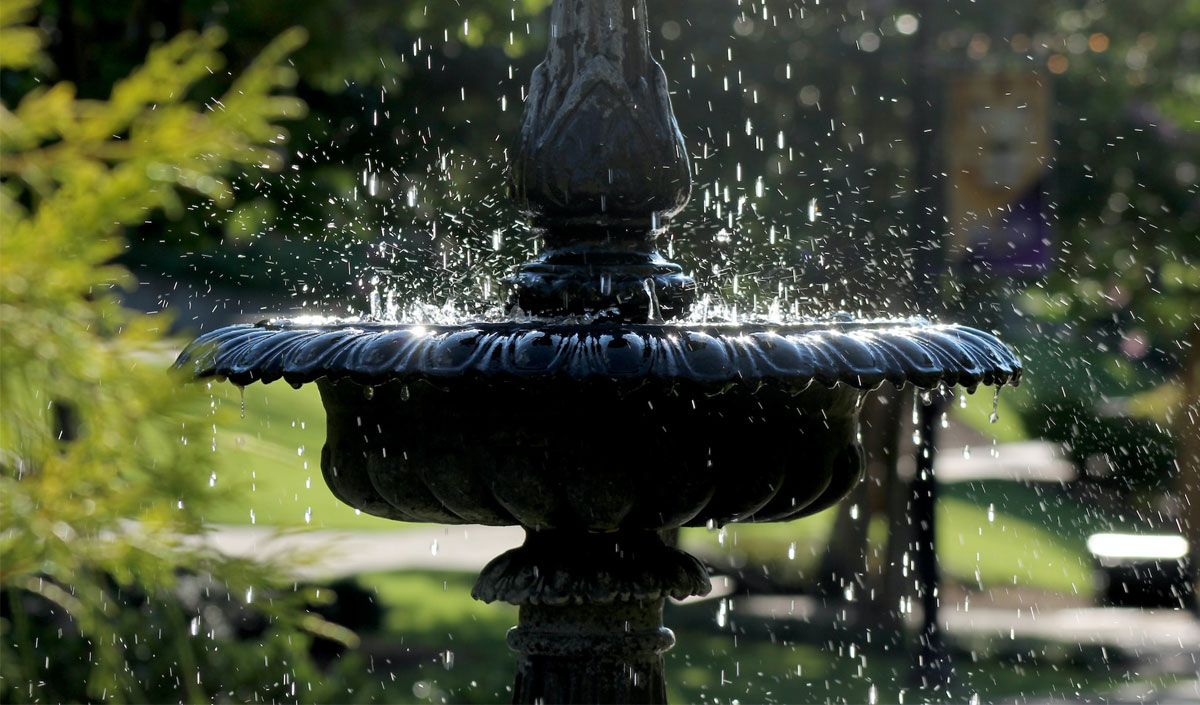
912, 395, 951, 689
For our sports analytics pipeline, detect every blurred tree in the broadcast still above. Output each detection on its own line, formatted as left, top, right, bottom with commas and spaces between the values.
0, 2, 354, 700
1013, 0, 1200, 595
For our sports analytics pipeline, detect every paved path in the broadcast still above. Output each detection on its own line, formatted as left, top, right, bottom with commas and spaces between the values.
202, 524, 525, 579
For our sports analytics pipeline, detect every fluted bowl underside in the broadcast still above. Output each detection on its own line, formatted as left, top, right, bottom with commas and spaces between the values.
174, 318, 1019, 531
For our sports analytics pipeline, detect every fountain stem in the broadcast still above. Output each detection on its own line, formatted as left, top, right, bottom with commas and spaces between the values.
474, 529, 710, 704
510, 601, 673, 704
506, 0, 695, 321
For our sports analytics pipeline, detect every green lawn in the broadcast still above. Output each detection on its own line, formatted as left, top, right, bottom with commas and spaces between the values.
198, 381, 410, 530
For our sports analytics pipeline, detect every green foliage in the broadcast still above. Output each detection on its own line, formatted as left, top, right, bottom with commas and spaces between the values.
0, 3, 353, 701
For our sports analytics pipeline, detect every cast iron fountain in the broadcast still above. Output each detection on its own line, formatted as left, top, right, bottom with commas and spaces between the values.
176, 1, 1021, 702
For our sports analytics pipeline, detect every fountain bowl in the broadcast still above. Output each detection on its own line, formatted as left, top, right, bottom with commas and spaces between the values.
176, 318, 1020, 532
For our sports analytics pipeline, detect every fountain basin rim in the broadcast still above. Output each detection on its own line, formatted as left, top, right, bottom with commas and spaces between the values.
174, 317, 1021, 392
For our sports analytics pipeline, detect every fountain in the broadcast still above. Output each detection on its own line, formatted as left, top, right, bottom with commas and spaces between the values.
176, 1, 1021, 702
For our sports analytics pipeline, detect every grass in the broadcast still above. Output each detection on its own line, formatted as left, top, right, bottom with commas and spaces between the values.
198, 381, 411, 530
681, 474, 1141, 595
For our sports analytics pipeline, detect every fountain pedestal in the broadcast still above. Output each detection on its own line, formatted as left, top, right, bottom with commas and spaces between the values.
475, 530, 708, 703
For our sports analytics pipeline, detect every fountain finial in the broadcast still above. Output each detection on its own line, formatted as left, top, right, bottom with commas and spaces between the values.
506, 0, 695, 321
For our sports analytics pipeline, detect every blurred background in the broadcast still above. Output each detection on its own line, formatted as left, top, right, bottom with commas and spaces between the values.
1, 0, 1197, 702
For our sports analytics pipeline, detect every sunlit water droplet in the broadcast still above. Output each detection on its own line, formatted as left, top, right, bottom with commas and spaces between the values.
987, 503, 995, 523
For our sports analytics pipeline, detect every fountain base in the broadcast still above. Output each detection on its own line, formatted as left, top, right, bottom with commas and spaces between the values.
474, 530, 710, 704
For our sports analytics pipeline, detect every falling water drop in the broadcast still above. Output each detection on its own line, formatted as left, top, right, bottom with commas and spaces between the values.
431, 540, 439, 556
959, 389, 968, 409
787, 541, 796, 560
238, 385, 246, 419
940, 411, 949, 429
987, 503, 995, 523
363, 386, 375, 400
643, 279, 663, 323
400, 385, 411, 401
442, 650, 455, 670
989, 387, 1000, 423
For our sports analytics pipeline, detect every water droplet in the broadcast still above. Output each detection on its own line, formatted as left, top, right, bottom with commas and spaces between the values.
442, 650, 455, 670
987, 504, 995, 523
363, 386, 375, 400
989, 387, 1001, 423
400, 385, 411, 401
430, 540, 439, 556
787, 542, 796, 560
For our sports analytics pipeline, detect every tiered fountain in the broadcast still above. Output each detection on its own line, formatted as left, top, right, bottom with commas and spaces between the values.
176, 1, 1021, 702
